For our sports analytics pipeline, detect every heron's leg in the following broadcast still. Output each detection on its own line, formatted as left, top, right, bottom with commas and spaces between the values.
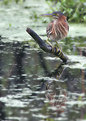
46, 39, 63, 58
55, 40, 61, 49
46, 39, 55, 52
46, 39, 52, 47
55, 41, 62, 57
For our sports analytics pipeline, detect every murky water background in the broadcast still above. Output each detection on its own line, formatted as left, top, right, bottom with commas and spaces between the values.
0, 0, 86, 121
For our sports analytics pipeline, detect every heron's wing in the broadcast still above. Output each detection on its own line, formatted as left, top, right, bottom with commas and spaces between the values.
46, 21, 54, 38
55, 20, 69, 40
62, 21, 69, 31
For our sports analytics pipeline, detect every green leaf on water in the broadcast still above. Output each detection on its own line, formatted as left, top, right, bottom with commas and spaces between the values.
9, 23, 12, 27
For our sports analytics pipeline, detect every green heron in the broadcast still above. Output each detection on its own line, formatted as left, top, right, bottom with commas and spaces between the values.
41, 11, 69, 50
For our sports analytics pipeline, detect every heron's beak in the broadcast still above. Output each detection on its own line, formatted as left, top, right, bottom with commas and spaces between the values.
40, 13, 53, 17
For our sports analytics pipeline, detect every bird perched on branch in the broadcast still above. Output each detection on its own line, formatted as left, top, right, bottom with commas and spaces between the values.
41, 11, 69, 50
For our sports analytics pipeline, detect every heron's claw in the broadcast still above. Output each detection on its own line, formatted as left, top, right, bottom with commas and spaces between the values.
45, 39, 62, 57
51, 46, 62, 58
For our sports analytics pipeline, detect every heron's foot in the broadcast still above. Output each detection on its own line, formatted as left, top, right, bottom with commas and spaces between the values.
51, 46, 55, 53
51, 46, 62, 57
56, 48, 62, 57
45, 39, 62, 55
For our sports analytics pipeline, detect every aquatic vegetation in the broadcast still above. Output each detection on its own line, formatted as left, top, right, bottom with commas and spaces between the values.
0, 0, 24, 5
46, 0, 86, 23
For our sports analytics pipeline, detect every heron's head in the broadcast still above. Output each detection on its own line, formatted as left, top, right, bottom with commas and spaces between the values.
41, 11, 66, 19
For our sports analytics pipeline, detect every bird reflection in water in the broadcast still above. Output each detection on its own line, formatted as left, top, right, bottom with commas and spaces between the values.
38, 52, 67, 116
38, 50, 86, 118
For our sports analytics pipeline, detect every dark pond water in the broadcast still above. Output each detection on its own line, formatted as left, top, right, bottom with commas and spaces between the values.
0, 37, 86, 121
0, 0, 86, 121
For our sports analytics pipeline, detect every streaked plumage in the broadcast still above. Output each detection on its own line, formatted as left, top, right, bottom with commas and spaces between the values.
46, 11, 69, 42
42, 11, 69, 43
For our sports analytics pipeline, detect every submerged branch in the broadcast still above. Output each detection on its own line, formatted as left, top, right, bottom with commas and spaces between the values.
26, 27, 68, 63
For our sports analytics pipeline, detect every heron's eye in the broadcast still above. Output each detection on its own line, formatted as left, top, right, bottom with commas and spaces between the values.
53, 13, 56, 16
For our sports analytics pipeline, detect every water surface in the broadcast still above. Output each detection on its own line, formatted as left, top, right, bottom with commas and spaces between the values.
0, 0, 86, 121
